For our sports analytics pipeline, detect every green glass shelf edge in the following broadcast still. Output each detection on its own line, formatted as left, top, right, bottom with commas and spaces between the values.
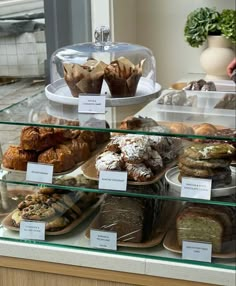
1, 179, 235, 207
0, 236, 235, 271
0, 92, 235, 141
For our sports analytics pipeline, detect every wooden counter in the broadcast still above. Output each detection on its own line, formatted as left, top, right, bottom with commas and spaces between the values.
0, 256, 212, 286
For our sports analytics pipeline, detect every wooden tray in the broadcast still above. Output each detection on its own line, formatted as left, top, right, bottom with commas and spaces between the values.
0, 188, 37, 218
85, 201, 181, 248
81, 153, 177, 186
163, 229, 236, 259
2, 195, 104, 236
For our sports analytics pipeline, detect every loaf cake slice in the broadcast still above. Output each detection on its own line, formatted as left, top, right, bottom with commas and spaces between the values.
176, 210, 224, 253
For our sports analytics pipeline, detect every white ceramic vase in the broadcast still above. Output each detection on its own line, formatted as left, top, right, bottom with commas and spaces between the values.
200, 35, 235, 80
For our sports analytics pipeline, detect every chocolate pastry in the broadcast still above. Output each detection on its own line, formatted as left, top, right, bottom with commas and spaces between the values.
63, 59, 107, 97
104, 57, 145, 98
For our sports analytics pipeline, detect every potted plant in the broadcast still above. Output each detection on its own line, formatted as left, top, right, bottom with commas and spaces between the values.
184, 7, 236, 79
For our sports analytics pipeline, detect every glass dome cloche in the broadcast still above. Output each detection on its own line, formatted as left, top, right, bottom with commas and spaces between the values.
46, 26, 161, 106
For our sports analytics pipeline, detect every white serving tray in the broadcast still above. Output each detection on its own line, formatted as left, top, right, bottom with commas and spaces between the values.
165, 166, 236, 198
45, 77, 161, 107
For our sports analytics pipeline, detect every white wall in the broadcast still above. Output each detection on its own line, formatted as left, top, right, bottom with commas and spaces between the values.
111, 0, 235, 88
112, 0, 137, 44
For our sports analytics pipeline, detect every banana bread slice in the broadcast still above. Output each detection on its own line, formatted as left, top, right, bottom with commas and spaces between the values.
176, 210, 224, 253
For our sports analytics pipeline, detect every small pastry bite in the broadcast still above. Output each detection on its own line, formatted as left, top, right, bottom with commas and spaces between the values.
183, 79, 216, 91
45, 216, 70, 231
95, 151, 124, 174
168, 122, 194, 135
63, 58, 107, 97
79, 130, 97, 151
38, 144, 75, 173
119, 115, 158, 130
104, 56, 145, 97
158, 90, 187, 105
214, 93, 236, 110
120, 136, 149, 164
193, 123, 218, 136
2, 145, 38, 171
64, 137, 90, 163
20, 126, 55, 151
201, 81, 216, 91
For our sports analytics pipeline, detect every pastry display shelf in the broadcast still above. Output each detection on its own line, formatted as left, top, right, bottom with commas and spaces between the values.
0, 91, 235, 140
0, 90, 236, 286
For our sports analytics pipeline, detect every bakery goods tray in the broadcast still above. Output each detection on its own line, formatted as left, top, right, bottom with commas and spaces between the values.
171, 80, 236, 93
1, 161, 84, 177
1, 195, 104, 236
165, 166, 236, 198
81, 153, 177, 186
85, 201, 181, 248
45, 78, 161, 107
163, 229, 236, 259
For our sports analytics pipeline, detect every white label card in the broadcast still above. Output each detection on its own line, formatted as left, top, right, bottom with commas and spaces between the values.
90, 229, 117, 250
20, 220, 46, 241
182, 241, 212, 263
78, 95, 106, 114
181, 177, 212, 200
99, 170, 128, 191
26, 162, 53, 184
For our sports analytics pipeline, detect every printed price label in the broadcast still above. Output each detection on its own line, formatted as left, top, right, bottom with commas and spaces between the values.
99, 170, 128, 191
78, 95, 106, 114
20, 220, 46, 241
182, 240, 212, 262
26, 162, 53, 184
181, 177, 212, 200
90, 229, 117, 250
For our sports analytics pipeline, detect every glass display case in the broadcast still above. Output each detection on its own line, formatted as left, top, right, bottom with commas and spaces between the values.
0, 85, 235, 283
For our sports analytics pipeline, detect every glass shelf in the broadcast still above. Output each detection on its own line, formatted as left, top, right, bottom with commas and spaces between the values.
0, 91, 235, 141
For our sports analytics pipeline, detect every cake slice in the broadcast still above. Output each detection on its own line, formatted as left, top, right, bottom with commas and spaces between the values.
176, 210, 224, 253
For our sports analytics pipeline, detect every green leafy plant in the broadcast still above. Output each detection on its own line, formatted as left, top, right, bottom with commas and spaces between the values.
219, 9, 236, 44
184, 7, 236, 47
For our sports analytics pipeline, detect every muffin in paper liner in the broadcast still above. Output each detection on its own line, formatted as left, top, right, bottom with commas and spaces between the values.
104, 57, 146, 98
63, 59, 107, 97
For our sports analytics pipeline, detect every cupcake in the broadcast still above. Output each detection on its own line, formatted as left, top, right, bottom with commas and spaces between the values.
63, 58, 107, 97
104, 57, 145, 98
